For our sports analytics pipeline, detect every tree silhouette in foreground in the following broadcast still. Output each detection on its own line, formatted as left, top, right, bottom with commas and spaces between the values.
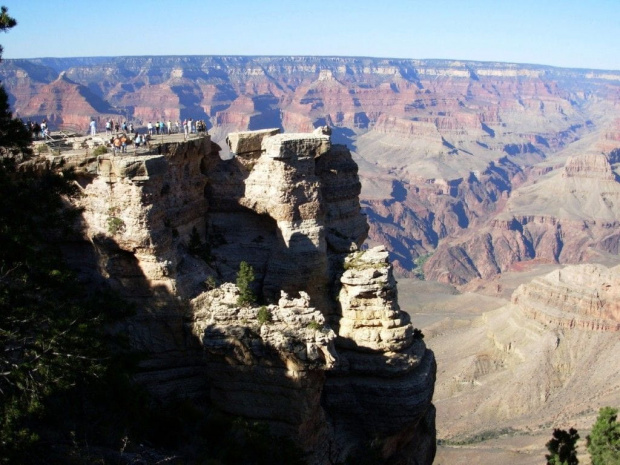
546, 427, 580, 465
0, 7, 31, 157
0, 7, 127, 462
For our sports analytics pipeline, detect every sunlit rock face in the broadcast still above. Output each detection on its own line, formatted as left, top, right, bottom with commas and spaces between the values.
512, 264, 620, 331
425, 150, 620, 285
58, 129, 435, 464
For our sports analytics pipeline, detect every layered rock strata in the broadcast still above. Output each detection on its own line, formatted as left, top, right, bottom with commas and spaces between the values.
190, 286, 337, 452
425, 151, 620, 284
430, 264, 620, 444
70, 137, 214, 398
5, 55, 620, 279
512, 264, 620, 331
324, 247, 436, 464
59, 129, 435, 464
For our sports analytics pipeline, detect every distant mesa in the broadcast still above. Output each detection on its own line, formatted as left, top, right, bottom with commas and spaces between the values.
513, 264, 620, 331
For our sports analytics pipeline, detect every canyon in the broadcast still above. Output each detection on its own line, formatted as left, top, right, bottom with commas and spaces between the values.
2, 55, 620, 279
409, 261, 620, 464
5, 55, 620, 463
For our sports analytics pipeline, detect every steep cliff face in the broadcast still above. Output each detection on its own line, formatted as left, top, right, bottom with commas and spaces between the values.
363, 157, 523, 272
58, 129, 435, 464
16, 71, 118, 130
71, 137, 214, 398
323, 247, 436, 464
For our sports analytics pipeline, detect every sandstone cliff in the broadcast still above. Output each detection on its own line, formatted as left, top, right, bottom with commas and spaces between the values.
512, 264, 620, 331
52, 129, 435, 464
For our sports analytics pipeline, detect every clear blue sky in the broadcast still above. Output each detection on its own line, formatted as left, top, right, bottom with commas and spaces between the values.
1, 0, 619, 70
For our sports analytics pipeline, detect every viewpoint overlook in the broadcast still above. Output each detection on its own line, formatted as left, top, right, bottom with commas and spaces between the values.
2, 53, 620, 464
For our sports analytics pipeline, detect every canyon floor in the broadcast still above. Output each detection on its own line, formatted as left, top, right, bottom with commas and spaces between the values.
398, 258, 620, 465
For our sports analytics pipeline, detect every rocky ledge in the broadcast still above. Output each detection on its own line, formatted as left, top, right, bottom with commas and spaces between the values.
59, 128, 436, 464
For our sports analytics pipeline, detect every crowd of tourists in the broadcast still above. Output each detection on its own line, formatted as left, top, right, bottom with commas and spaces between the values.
101, 118, 209, 140
103, 118, 210, 153
145, 118, 209, 138
102, 118, 209, 154
108, 132, 152, 154
23, 116, 210, 155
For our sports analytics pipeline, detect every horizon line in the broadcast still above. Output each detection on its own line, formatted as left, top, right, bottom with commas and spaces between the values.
4, 54, 620, 74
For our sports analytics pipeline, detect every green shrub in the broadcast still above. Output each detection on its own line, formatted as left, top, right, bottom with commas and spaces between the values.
205, 275, 218, 291
93, 145, 107, 155
188, 226, 211, 262
307, 320, 323, 331
413, 253, 432, 280
236, 261, 256, 306
546, 428, 579, 465
107, 216, 124, 235
257, 306, 272, 325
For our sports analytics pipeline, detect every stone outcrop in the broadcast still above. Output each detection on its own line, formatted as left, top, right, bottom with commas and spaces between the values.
68, 137, 214, 398
226, 127, 280, 154
57, 129, 435, 464
512, 264, 620, 331
324, 247, 436, 464
190, 286, 337, 454
562, 153, 617, 180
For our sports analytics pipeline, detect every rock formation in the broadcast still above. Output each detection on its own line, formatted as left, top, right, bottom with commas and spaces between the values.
512, 264, 620, 331
14, 71, 117, 130
51, 129, 435, 464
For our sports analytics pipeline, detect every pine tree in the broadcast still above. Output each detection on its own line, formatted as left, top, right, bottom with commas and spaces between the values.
546, 428, 580, 465
0, 7, 31, 158
587, 407, 620, 465
236, 261, 256, 306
